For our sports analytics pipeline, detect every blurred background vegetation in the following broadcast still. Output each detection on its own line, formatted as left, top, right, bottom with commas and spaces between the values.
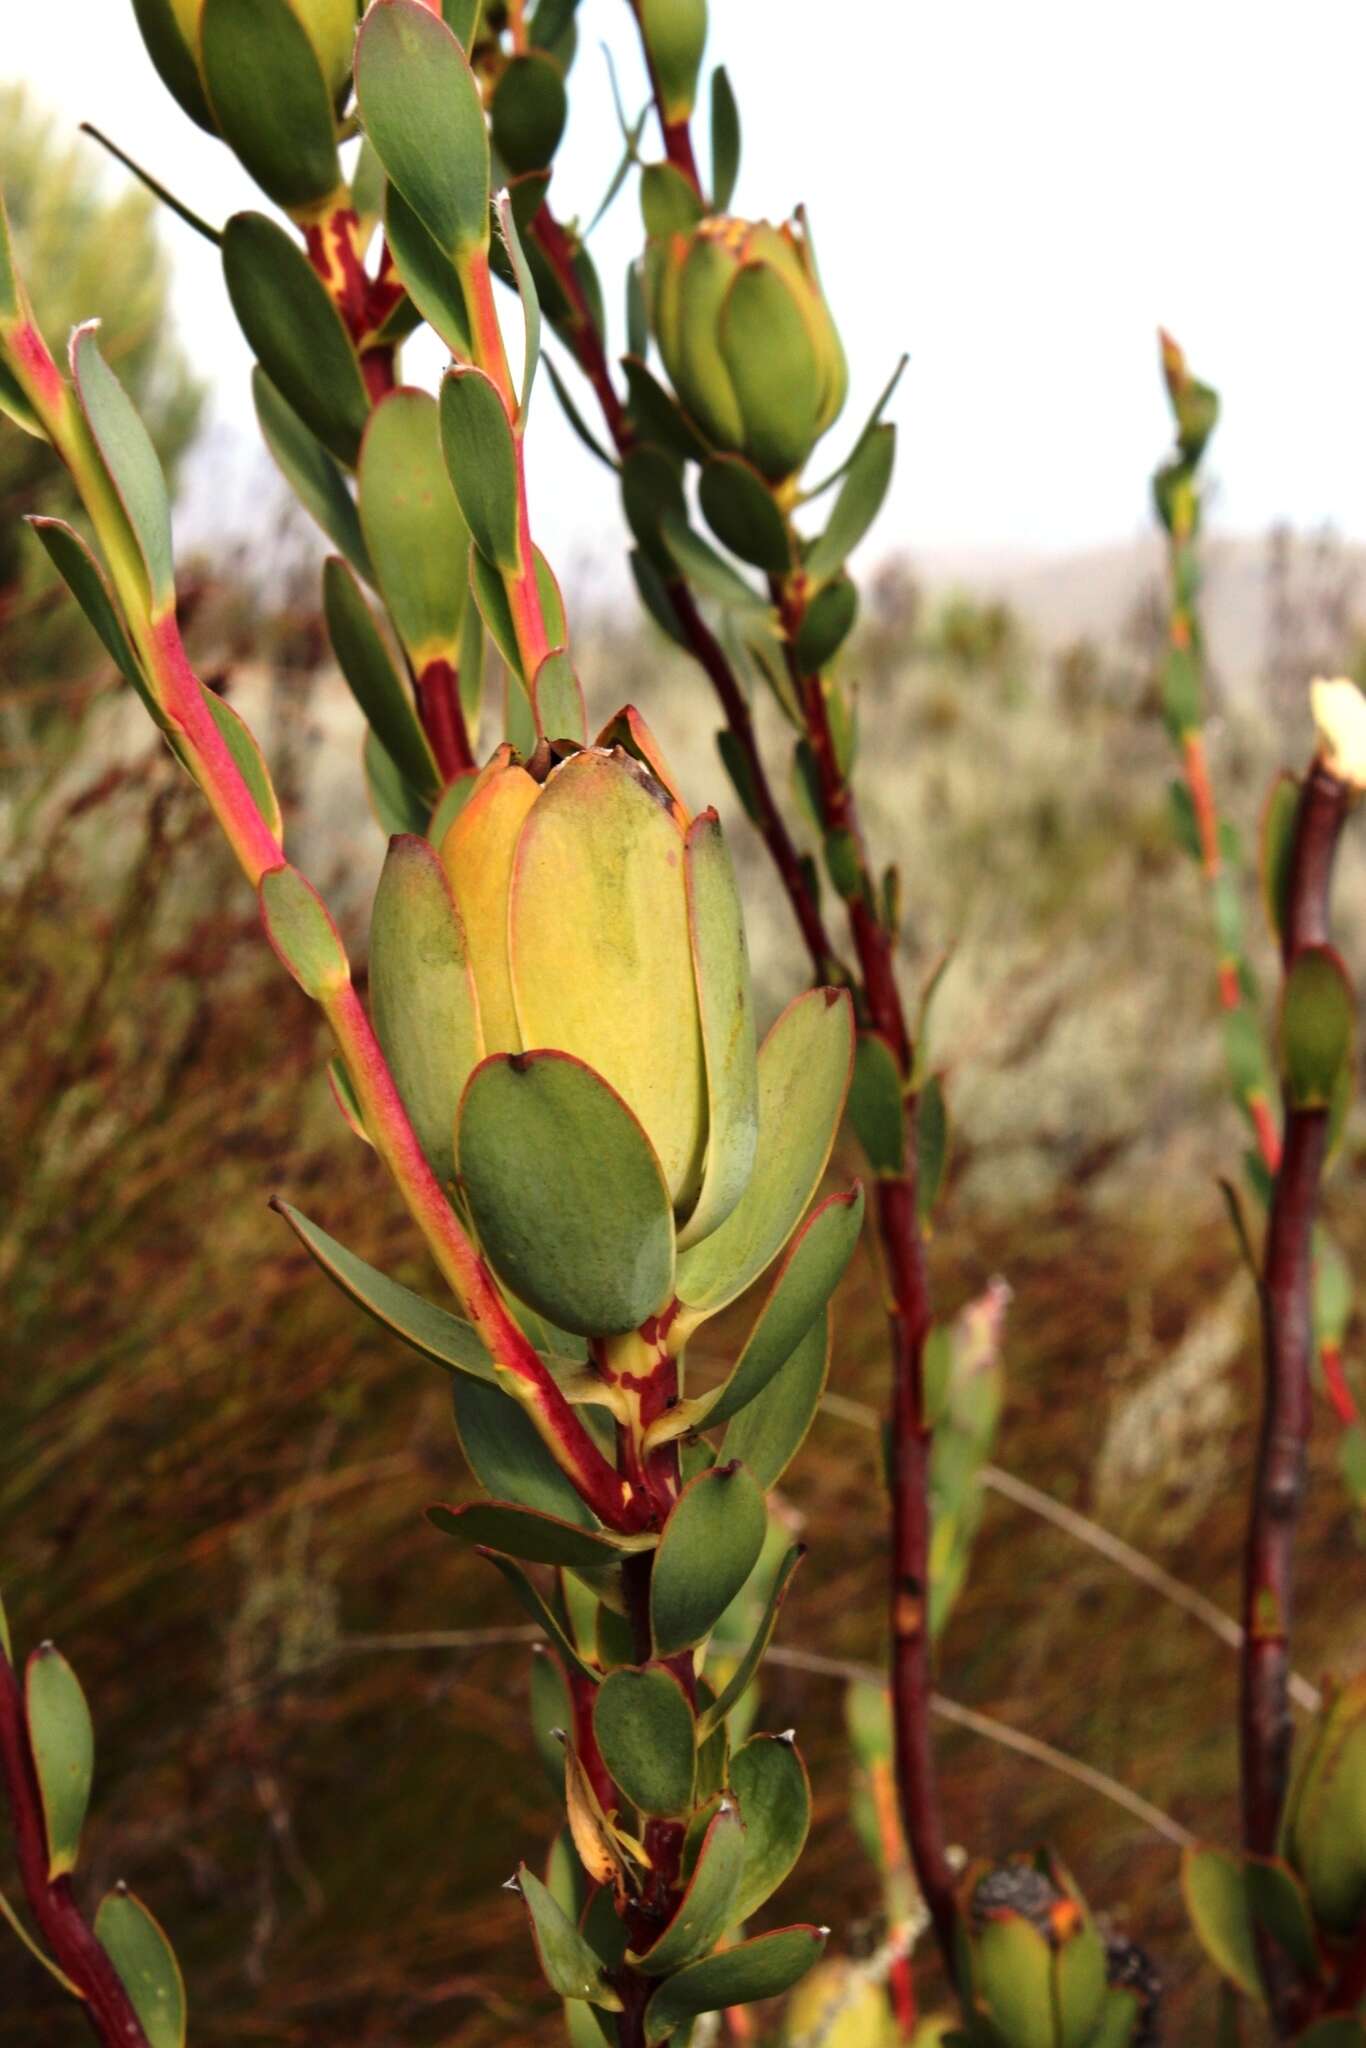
3, 91, 1366, 2048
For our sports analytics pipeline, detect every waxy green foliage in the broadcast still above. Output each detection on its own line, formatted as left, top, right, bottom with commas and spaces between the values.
25, 1646, 94, 1879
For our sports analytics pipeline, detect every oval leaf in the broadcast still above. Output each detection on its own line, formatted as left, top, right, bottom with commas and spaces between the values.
259, 864, 350, 998
359, 387, 471, 668
1181, 1845, 1263, 2002
200, 0, 341, 212
490, 50, 568, 174
675, 988, 855, 1313
1281, 945, 1355, 1111
457, 1051, 676, 1336
452, 1375, 597, 1524
370, 834, 482, 1186
223, 213, 369, 468
94, 1889, 186, 2048
699, 1546, 805, 1738
440, 366, 523, 572
70, 326, 174, 613
643, 1925, 826, 2043
383, 182, 473, 357
698, 455, 791, 574
356, 0, 491, 258
730, 1733, 811, 1922
806, 424, 896, 584
631, 1801, 745, 1976
323, 557, 438, 799
722, 1305, 832, 1490
26, 1647, 93, 1879
518, 1864, 623, 2008
594, 1666, 697, 1819
651, 1462, 767, 1657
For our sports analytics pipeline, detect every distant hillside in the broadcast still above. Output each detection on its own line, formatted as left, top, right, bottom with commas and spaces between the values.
913, 528, 1366, 696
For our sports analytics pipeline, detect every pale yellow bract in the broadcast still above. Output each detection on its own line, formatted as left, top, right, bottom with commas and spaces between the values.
1310, 675, 1366, 791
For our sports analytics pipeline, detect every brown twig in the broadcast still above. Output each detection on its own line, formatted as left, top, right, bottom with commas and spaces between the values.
1240, 762, 1351, 1866
0, 1654, 151, 2046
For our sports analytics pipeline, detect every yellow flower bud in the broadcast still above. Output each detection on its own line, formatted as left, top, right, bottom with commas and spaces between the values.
1311, 676, 1366, 791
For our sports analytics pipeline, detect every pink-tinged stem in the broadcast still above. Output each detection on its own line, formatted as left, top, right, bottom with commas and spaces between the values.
145, 614, 284, 884
11, 320, 66, 416
321, 980, 646, 1533
0, 1656, 151, 2047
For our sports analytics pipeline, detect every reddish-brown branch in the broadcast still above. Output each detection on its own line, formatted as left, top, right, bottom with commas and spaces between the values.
528, 209, 633, 450
1325, 1921, 1366, 2017
1240, 759, 1352, 1878
415, 658, 476, 779
0, 1655, 151, 2046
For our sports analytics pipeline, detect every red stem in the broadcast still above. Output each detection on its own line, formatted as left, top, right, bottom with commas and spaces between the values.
415, 657, 475, 778
0, 1656, 151, 2046
1240, 762, 1351, 1906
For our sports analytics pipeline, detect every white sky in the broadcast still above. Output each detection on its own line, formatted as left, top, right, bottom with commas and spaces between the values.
9, 2, 1366, 584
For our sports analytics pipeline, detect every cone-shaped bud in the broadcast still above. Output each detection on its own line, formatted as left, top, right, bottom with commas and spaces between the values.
646, 214, 847, 482
959, 1854, 1108, 2048
439, 715, 757, 1225
1281, 1671, 1366, 1936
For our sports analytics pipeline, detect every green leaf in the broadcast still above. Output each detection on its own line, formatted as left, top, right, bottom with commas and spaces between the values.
479, 1553, 598, 1681
443, 0, 483, 46
496, 192, 543, 422
94, 1890, 186, 2048
700, 1546, 804, 1738
710, 65, 740, 210
651, 1462, 767, 1656
200, 0, 341, 212
384, 184, 473, 357
359, 388, 471, 669
1281, 946, 1355, 1111
665, 1189, 862, 1443
370, 835, 481, 1186
805, 423, 896, 585
223, 213, 369, 468
917, 1074, 951, 1223
69, 325, 174, 613
259, 865, 350, 999
323, 557, 438, 797
677, 809, 759, 1250
206, 695, 284, 845
643, 1925, 826, 2042
1181, 1845, 1263, 2002
452, 1375, 597, 1523
1295, 2024, 1366, 2047
1244, 1856, 1320, 1983
129, 0, 216, 131
848, 1031, 905, 1175
722, 1307, 832, 1490
27, 518, 154, 712
794, 576, 858, 671
365, 729, 433, 836
253, 370, 372, 579
1054, 1915, 1108, 2048
0, 359, 40, 437
698, 456, 792, 574
632, 1802, 745, 1976
638, 0, 707, 123
428, 1500, 646, 1566
357, 0, 491, 258
530, 651, 588, 743
26, 1647, 93, 1879
440, 367, 523, 571
545, 354, 618, 471
491, 51, 568, 175
730, 1733, 810, 1921
518, 1865, 623, 2008
593, 1666, 697, 1817
457, 1051, 676, 1336
274, 1200, 495, 1380
660, 508, 768, 614
622, 358, 709, 465
675, 988, 855, 1314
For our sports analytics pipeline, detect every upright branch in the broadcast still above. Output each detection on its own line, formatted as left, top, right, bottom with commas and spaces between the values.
1241, 740, 1355, 1864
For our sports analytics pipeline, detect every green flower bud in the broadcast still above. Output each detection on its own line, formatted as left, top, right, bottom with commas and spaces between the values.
959, 1855, 1108, 2048
647, 213, 848, 483
131, 0, 357, 156
1282, 1672, 1366, 1936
